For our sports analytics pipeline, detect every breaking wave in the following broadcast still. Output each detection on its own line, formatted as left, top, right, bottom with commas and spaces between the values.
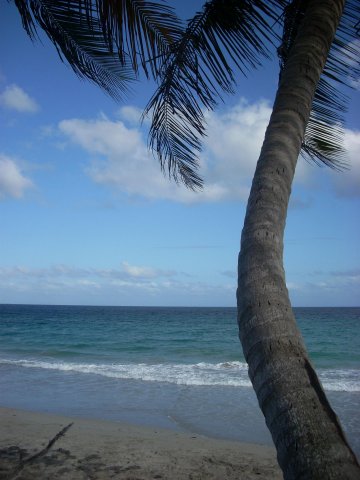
0, 358, 359, 391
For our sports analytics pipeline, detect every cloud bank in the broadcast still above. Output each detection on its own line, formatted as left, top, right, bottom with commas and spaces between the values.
0, 263, 234, 306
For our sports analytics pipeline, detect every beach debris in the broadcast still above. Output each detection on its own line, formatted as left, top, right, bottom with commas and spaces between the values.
3, 422, 73, 480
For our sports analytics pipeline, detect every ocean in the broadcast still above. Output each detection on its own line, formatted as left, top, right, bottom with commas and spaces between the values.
0, 305, 359, 456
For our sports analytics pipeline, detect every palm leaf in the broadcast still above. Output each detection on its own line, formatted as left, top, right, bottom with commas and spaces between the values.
13, 0, 183, 100
279, 0, 360, 170
145, 0, 286, 189
92, 0, 183, 77
14, 0, 135, 100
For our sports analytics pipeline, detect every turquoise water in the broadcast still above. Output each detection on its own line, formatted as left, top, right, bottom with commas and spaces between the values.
0, 305, 359, 455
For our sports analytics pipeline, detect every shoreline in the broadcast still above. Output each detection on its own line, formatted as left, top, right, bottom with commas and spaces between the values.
0, 406, 282, 479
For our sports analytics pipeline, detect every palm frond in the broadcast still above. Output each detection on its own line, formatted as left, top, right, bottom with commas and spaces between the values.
13, 0, 183, 100
92, 0, 183, 77
279, 0, 360, 170
145, 0, 286, 189
301, 78, 348, 170
14, 0, 136, 100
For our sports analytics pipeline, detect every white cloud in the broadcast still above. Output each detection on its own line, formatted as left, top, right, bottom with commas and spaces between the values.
286, 267, 360, 307
121, 261, 175, 279
203, 98, 316, 196
58, 116, 222, 203
58, 101, 274, 203
117, 105, 143, 125
0, 263, 177, 282
327, 129, 360, 197
0, 154, 33, 199
286, 281, 302, 291
0, 84, 39, 113
330, 268, 360, 284
0, 263, 235, 306
201, 99, 271, 201
57, 100, 360, 203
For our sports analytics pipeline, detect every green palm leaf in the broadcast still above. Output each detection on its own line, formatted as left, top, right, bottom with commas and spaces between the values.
145, 0, 286, 189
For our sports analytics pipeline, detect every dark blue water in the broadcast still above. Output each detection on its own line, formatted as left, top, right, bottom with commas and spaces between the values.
0, 305, 359, 455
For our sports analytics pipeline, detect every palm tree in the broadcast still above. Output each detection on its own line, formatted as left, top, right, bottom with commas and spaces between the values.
12, 0, 360, 478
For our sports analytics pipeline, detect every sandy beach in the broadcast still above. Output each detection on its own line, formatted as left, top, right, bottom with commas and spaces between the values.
0, 406, 282, 479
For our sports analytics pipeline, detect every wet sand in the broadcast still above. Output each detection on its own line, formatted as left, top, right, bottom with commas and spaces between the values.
0, 406, 282, 479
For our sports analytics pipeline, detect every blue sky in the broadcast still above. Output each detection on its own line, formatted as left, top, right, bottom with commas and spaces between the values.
0, 1, 359, 307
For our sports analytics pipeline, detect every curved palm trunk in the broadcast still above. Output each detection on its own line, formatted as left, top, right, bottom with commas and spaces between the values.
237, 1, 360, 478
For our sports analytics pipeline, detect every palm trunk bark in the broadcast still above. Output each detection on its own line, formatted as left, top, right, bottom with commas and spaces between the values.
237, 0, 360, 478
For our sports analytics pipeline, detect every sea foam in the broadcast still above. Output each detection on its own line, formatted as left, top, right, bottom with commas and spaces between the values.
0, 357, 358, 391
